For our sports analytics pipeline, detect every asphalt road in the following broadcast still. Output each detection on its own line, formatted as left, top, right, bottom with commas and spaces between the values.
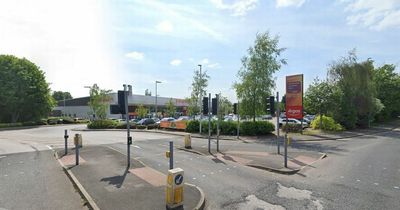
1, 124, 399, 209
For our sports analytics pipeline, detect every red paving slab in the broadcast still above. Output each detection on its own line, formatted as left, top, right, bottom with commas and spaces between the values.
129, 166, 166, 187
59, 154, 86, 166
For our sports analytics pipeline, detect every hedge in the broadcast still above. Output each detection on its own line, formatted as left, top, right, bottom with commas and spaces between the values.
185, 120, 274, 136
87, 119, 118, 129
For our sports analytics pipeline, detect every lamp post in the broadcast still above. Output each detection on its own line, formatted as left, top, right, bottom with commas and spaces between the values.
155, 81, 162, 118
84, 86, 92, 119
198, 64, 202, 134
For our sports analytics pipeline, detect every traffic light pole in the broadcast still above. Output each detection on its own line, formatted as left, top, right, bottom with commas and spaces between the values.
276, 92, 280, 154
216, 94, 220, 152
208, 93, 211, 153
123, 84, 131, 167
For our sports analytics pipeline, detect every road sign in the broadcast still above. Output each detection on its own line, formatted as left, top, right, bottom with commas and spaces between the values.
286, 74, 303, 119
175, 174, 183, 185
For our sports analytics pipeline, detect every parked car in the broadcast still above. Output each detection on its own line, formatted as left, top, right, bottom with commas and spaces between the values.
279, 118, 308, 128
136, 118, 156, 125
261, 115, 272, 120
176, 116, 190, 121
156, 117, 175, 125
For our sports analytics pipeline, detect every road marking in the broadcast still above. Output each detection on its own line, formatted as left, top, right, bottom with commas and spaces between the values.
233, 165, 237, 168
192, 177, 196, 180
0, 156, 6, 159
383, 167, 387, 170
46, 145, 53, 150
374, 183, 379, 185
356, 179, 361, 182
394, 186, 399, 189
4, 174, 8, 177
340, 176, 344, 179
202, 175, 206, 177
210, 172, 214, 175
133, 145, 141, 149
226, 167, 230, 170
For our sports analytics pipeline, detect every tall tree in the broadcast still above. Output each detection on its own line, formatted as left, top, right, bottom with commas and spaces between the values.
0, 55, 55, 123
304, 78, 342, 116
136, 104, 148, 119
373, 64, 400, 121
52, 91, 72, 101
218, 96, 233, 116
186, 97, 199, 117
88, 84, 112, 120
166, 99, 176, 117
328, 51, 379, 128
190, 66, 209, 115
234, 32, 286, 121
144, 89, 152, 96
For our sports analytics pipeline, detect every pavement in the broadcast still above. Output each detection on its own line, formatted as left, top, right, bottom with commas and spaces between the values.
176, 137, 326, 175
0, 150, 87, 210
55, 145, 205, 210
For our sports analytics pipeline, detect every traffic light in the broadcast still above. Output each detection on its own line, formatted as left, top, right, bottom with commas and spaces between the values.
202, 97, 209, 115
212, 98, 218, 115
118, 90, 126, 114
269, 96, 275, 115
282, 95, 286, 111
233, 103, 238, 114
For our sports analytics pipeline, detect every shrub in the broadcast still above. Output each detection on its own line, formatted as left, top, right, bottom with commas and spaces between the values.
281, 124, 302, 133
0, 123, 23, 128
115, 123, 137, 129
311, 115, 344, 131
136, 125, 146, 129
87, 119, 118, 129
219, 121, 238, 135
147, 124, 158, 130
240, 121, 275, 136
186, 120, 199, 133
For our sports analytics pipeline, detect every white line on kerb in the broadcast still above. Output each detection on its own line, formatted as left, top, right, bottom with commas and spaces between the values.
0, 156, 6, 159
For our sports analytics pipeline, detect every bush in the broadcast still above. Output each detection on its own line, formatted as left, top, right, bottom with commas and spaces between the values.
240, 121, 275, 136
87, 119, 118, 129
147, 124, 158, 130
0, 123, 23, 128
311, 115, 344, 131
137, 125, 146, 129
186, 120, 200, 133
115, 123, 137, 129
281, 124, 302, 133
219, 121, 238, 135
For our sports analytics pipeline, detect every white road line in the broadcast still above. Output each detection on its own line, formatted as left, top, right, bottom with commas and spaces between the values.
374, 183, 379, 185
210, 172, 214, 175
233, 165, 237, 168
0, 156, 6, 159
133, 145, 141, 149
226, 168, 230, 170
202, 175, 206, 177
394, 186, 399, 189
192, 177, 196, 180
356, 179, 361, 182
46, 145, 53, 150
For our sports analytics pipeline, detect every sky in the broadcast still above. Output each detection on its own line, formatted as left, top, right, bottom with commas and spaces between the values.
1, 0, 399, 102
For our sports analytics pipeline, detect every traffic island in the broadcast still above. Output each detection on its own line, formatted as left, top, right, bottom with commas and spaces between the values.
55, 145, 205, 210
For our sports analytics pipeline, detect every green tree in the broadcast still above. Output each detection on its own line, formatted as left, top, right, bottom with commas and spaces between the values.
166, 99, 176, 117
52, 91, 72, 101
328, 51, 379, 128
136, 104, 148, 119
218, 96, 232, 116
190, 66, 209, 115
88, 84, 112, 120
186, 96, 199, 117
373, 64, 400, 121
234, 32, 286, 122
0, 55, 55, 123
304, 78, 342, 116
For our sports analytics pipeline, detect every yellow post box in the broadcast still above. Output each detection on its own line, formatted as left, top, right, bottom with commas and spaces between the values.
184, 134, 191, 149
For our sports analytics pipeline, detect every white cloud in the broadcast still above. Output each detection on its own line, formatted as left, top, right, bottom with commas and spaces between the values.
156, 20, 173, 33
210, 0, 259, 16
0, 0, 120, 98
170, 59, 182, 66
342, 0, 400, 30
125, 51, 144, 60
208, 63, 220, 69
201, 58, 209, 65
276, 0, 306, 8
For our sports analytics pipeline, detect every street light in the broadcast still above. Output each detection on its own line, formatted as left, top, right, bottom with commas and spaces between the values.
155, 80, 162, 118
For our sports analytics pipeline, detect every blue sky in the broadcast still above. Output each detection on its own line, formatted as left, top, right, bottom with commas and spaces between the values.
1, 0, 399, 101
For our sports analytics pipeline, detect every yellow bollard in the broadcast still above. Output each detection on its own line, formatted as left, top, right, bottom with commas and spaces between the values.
287, 135, 292, 145
184, 134, 191, 149
166, 168, 184, 209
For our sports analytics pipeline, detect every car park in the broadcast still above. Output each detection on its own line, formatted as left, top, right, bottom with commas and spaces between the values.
136, 118, 156, 125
